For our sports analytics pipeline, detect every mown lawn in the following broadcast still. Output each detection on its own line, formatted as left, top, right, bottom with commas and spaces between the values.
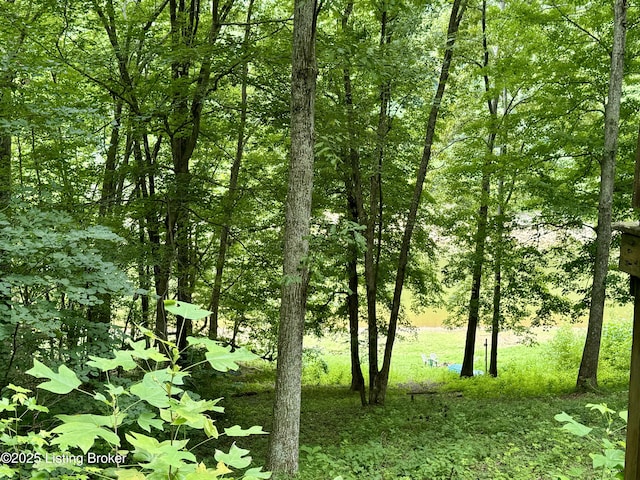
196, 323, 632, 480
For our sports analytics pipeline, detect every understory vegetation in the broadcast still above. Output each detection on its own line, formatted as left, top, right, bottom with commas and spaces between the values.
0, 304, 632, 479
197, 321, 632, 480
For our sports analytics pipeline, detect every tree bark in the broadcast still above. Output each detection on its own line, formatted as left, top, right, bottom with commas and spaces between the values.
134, 136, 169, 343
99, 98, 123, 217
268, 0, 317, 475
366, 3, 393, 405
0, 105, 10, 213
91, 0, 170, 344
372, 0, 467, 404
577, 0, 627, 391
169, 0, 234, 351
88, 97, 124, 330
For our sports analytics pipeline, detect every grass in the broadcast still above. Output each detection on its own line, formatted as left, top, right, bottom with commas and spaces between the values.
193, 317, 633, 480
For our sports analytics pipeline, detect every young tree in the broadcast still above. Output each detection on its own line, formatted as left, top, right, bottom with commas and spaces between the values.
577, 0, 628, 390
371, 0, 468, 404
268, 0, 318, 475
208, 0, 255, 340
338, 0, 366, 404
460, 0, 497, 378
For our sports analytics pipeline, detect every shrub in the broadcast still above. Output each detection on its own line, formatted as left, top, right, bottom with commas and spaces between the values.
546, 326, 583, 371
600, 321, 632, 372
0, 300, 270, 479
302, 348, 329, 385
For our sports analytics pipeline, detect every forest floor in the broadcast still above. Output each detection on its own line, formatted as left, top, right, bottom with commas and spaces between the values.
195, 319, 633, 480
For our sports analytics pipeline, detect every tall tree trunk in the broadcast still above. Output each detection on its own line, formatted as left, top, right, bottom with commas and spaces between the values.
346, 249, 366, 404
372, 0, 467, 404
88, 98, 124, 331
91, 0, 170, 344
461, 170, 491, 377
268, 0, 317, 475
367, 4, 393, 405
489, 178, 504, 377
461, 0, 496, 378
487, 0, 508, 378
169, 0, 234, 352
0, 74, 12, 336
339, 0, 366, 405
577, 0, 627, 391
99, 98, 123, 217
208, 0, 254, 340
138, 223, 151, 345
134, 136, 170, 343
0, 94, 10, 214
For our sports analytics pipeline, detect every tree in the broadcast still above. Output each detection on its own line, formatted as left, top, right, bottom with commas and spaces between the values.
577, 0, 627, 391
460, 0, 496, 378
371, 0, 468, 404
208, 0, 255, 341
268, 0, 318, 475
338, 0, 366, 404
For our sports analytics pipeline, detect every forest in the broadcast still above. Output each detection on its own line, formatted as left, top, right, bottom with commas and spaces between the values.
1, 0, 639, 478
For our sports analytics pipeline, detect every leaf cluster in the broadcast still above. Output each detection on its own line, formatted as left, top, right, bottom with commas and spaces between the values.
0, 300, 270, 479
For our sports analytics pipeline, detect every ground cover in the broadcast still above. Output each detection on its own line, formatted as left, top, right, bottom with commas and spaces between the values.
197, 321, 632, 480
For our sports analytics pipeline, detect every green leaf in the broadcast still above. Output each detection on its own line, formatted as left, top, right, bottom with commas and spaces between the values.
114, 469, 147, 480
0, 464, 15, 478
6, 384, 31, 394
0, 398, 16, 413
94, 392, 108, 403
586, 403, 615, 415
51, 422, 121, 454
224, 425, 268, 437
106, 384, 127, 397
87, 350, 137, 372
187, 338, 257, 372
204, 418, 219, 439
184, 462, 232, 479
164, 301, 212, 321
554, 412, 592, 437
126, 432, 195, 470
26, 359, 81, 394
56, 413, 124, 428
23, 397, 48, 413
215, 443, 252, 469
243, 467, 272, 479
137, 412, 164, 433
160, 392, 223, 429
127, 339, 169, 362
591, 448, 625, 470
130, 370, 183, 408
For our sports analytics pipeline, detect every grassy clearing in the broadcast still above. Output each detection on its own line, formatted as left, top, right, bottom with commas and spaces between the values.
194, 318, 633, 480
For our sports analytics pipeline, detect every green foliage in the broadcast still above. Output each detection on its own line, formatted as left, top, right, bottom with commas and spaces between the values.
0, 204, 131, 385
0, 301, 270, 480
544, 320, 632, 386
207, 327, 632, 479
301, 348, 329, 386
546, 326, 584, 371
26, 360, 82, 395
600, 321, 632, 372
555, 403, 627, 479
287, 392, 623, 480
